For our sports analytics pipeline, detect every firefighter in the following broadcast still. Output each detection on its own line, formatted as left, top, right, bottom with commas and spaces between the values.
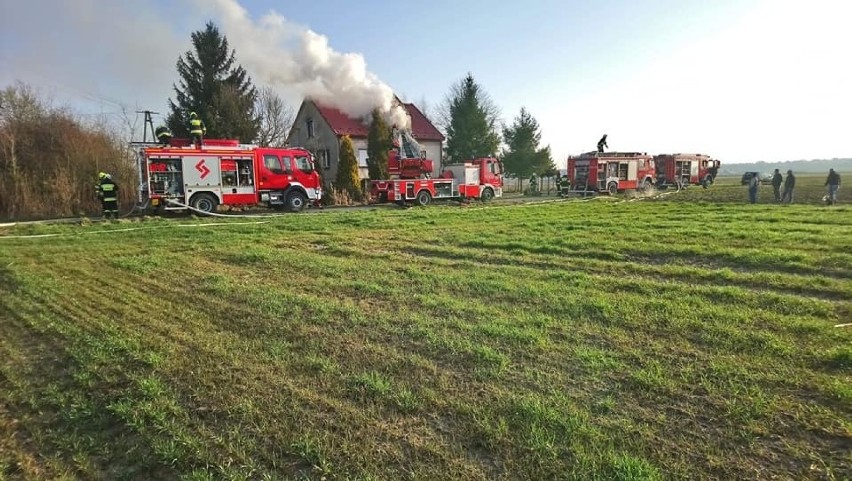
554, 174, 563, 196
771, 168, 783, 202
188, 111, 206, 148
597, 134, 608, 153
155, 125, 173, 146
529, 173, 538, 195
96, 172, 119, 220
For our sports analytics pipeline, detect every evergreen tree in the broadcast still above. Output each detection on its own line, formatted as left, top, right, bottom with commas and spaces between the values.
501, 107, 554, 180
335, 135, 362, 200
366, 109, 391, 179
167, 22, 259, 143
442, 73, 501, 162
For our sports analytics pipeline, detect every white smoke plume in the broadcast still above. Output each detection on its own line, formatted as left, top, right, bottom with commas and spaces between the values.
197, 0, 411, 129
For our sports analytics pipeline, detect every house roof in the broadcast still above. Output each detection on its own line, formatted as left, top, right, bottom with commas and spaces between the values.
404, 103, 444, 142
312, 100, 445, 142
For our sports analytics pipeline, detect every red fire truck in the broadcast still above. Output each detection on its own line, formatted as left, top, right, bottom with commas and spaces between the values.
370, 158, 504, 206
136, 138, 322, 213
566, 151, 656, 195
369, 128, 503, 205
653, 153, 720, 189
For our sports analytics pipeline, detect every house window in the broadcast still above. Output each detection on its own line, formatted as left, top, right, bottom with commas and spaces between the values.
317, 150, 330, 170
358, 149, 369, 168
306, 118, 315, 139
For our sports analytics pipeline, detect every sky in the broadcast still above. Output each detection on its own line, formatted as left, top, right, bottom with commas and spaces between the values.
1, 0, 850, 166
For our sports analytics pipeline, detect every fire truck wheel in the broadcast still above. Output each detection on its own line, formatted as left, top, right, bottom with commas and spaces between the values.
607, 182, 618, 195
415, 190, 432, 206
641, 179, 653, 192
190, 193, 217, 213
480, 188, 494, 202
286, 191, 307, 212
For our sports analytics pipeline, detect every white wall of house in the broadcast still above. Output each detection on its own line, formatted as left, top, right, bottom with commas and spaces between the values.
351, 138, 369, 181
420, 140, 443, 175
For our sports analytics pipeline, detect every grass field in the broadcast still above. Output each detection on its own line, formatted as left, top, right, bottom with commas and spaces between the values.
1, 175, 850, 480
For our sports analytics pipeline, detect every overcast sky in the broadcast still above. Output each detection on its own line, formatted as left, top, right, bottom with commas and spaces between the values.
1, 0, 850, 166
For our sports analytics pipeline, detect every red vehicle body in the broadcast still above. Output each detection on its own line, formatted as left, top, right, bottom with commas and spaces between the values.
387, 150, 435, 179
653, 153, 720, 188
370, 158, 504, 206
137, 138, 322, 213
566, 152, 656, 195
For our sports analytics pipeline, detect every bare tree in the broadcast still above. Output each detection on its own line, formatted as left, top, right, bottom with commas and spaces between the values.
417, 96, 436, 125
254, 86, 295, 147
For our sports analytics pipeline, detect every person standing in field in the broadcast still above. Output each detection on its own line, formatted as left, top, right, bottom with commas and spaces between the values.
825, 168, 841, 205
96, 172, 119, 220
748, 172, 760, 204
771, 168, 783, 202
782, 170, 795, 204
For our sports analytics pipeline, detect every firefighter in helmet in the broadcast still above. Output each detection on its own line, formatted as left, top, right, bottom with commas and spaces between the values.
597, 134, 608, 153
529, 173, 538, 195
554, 173, 563, 197
95, 172, 119, 220
188, 111, 206, 148
155, 125, 173, 146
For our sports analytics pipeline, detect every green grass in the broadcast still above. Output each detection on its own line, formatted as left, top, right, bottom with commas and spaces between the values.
0, 176, 850, 480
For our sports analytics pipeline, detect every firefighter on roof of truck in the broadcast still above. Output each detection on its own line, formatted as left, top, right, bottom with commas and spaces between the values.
155, 125, 172, 146
95, 172, 119, 220
188, 111, 206, 148
597, 134, 608, 153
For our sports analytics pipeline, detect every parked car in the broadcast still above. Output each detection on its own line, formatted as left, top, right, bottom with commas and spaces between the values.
741, 172, 773, 185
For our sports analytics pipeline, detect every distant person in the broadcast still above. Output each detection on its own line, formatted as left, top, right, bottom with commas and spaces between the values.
597, 134, 608, 153
748, 172, 760, 204
825, 168, 841, 205
155, 125, 172, 146
771, 168, 783, 202
96, 172, 119, 220
554, 174, 563, 196
782, 170, 795, 204
188, 111, 206, 148
529, 173, 538, 194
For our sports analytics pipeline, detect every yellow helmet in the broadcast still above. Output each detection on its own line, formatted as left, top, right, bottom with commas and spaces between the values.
98, 172, 107, 179
190, 111, 198, 118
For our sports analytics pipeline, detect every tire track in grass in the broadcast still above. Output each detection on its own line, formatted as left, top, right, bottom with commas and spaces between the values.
47, 257, 501, 479
0, 291, 181, 480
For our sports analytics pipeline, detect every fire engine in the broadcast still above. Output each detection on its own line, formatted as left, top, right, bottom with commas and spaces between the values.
653, 153, 720, 189
135, 138, 322, 213
369, 130, 504, 205
566, 151, 656, 195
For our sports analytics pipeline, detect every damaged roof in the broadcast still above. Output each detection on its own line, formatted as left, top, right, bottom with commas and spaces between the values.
311, 100, 445, 142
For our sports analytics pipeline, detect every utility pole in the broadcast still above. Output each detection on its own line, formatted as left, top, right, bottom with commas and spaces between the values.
136, 110, 159, 142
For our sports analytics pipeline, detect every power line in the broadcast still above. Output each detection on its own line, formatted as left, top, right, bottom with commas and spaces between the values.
0, 54, 128, 110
